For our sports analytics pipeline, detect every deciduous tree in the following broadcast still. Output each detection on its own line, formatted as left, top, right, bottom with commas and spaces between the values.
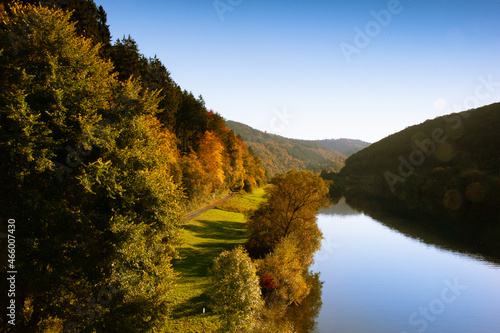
198, 130, 226, 191
0, 4, 182, 331
258, 236, 310, 308
246, 170, 328, 265
209, 246, 263, 332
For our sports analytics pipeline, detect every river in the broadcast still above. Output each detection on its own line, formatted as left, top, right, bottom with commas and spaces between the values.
310, 198, 500, 333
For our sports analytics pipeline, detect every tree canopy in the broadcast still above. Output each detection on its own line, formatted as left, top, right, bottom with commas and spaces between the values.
0, 2, 264, 330
246, 170, 328, 265
209, 246, 263, 332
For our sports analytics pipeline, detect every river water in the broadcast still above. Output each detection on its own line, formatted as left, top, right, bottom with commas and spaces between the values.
310, 198, 500, 333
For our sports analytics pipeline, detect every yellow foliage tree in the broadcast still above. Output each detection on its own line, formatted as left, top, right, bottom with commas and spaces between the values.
258, 236, 310, 307
246, 170, 328, 266
198, 130, 225, 191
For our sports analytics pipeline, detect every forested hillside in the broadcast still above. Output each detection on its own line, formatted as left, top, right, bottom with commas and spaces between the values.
317, 138, 370, 157
0, 2, 264, 330
340, 103, 500, 211
226, 120, 346, 175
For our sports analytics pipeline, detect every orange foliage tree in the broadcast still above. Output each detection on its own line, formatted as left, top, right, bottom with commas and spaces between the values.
198, 130, 226, 191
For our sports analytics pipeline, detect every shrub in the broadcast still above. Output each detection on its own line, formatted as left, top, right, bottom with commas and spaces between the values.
209, 246, 264, 332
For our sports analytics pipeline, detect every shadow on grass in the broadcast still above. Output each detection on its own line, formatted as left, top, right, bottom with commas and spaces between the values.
172, 291, 212, 318
183, 218, 247, 241
173, 219, 247, 278
171, 217, 248, 319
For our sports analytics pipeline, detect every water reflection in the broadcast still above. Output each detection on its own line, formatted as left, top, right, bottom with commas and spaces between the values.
285, 272, 323, 333
312, 198, 500, 333
344, 193, 500, 265
318, 197, 360, 216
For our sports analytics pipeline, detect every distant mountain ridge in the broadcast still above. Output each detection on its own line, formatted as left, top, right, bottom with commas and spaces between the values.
225, 120, 370, 176
317, 138, 371, 157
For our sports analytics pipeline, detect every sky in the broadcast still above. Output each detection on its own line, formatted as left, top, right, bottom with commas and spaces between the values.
94, 0, 500, 143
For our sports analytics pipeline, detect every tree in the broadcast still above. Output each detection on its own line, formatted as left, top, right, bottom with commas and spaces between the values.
222, 126, 246, 191
198, 130, 226, 191
6, 0, 113, 58
143, 56, 182, 131
0, 4, 182, 331
179, 150, 211, 200
257, 236, 310, 308
64, 0, 112, 58
175, 90, 209, 152
246, 170, 328, 265
110, 35, 148, 82
209, 246, 263, 332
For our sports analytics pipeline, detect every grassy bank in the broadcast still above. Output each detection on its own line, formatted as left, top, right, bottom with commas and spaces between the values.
167, 188, 266, 332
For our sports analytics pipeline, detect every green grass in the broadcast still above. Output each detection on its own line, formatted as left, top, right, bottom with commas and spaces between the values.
166, 188, 266, 332
218, 188, 266, 213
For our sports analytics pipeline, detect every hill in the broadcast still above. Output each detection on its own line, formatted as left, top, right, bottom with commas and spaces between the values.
317, 138, 371, 156
226, 120, 347, 175
340, 102, 500, 210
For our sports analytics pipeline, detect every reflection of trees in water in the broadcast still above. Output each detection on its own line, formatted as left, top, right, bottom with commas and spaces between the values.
285, 271, 323, 333
345, 193, 500, 265
319, 197, 361, 216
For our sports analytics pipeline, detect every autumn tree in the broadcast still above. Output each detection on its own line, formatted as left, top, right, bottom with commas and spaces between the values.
209, 246, 264, 332
198, 130, 226, 191
223, 128, 246, 191
242, 144, 266, 192
257, 236, 310, 308
179, 150, 211, 200
0, 4, 182, 331
4, 0, 113, 57
246, 170, 328, 265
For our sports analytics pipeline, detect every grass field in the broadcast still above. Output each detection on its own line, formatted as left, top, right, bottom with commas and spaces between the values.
166, 188, 266, 332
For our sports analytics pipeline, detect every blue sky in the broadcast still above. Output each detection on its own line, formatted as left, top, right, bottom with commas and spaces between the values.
95, 0, 500, 143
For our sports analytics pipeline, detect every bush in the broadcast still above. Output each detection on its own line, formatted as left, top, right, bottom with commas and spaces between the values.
257, 236, 311, 308
209, 246, 264, 332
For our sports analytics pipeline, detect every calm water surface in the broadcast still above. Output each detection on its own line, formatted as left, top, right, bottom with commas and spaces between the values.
311, 199, 500, 333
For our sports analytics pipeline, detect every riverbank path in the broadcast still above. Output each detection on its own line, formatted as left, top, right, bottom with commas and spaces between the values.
182, 192, 237, 222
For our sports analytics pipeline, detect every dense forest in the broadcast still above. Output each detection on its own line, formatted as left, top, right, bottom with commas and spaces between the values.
0, 1, 265, 331
226, 120, 348, 175
340, 103, 500, 212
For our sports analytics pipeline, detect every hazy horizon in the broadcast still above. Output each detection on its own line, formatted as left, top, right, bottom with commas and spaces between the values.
95, 0, 500, 143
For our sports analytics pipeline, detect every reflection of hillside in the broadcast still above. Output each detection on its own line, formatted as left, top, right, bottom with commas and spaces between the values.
345, 193, 500, 266
318, 197, 361, 216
